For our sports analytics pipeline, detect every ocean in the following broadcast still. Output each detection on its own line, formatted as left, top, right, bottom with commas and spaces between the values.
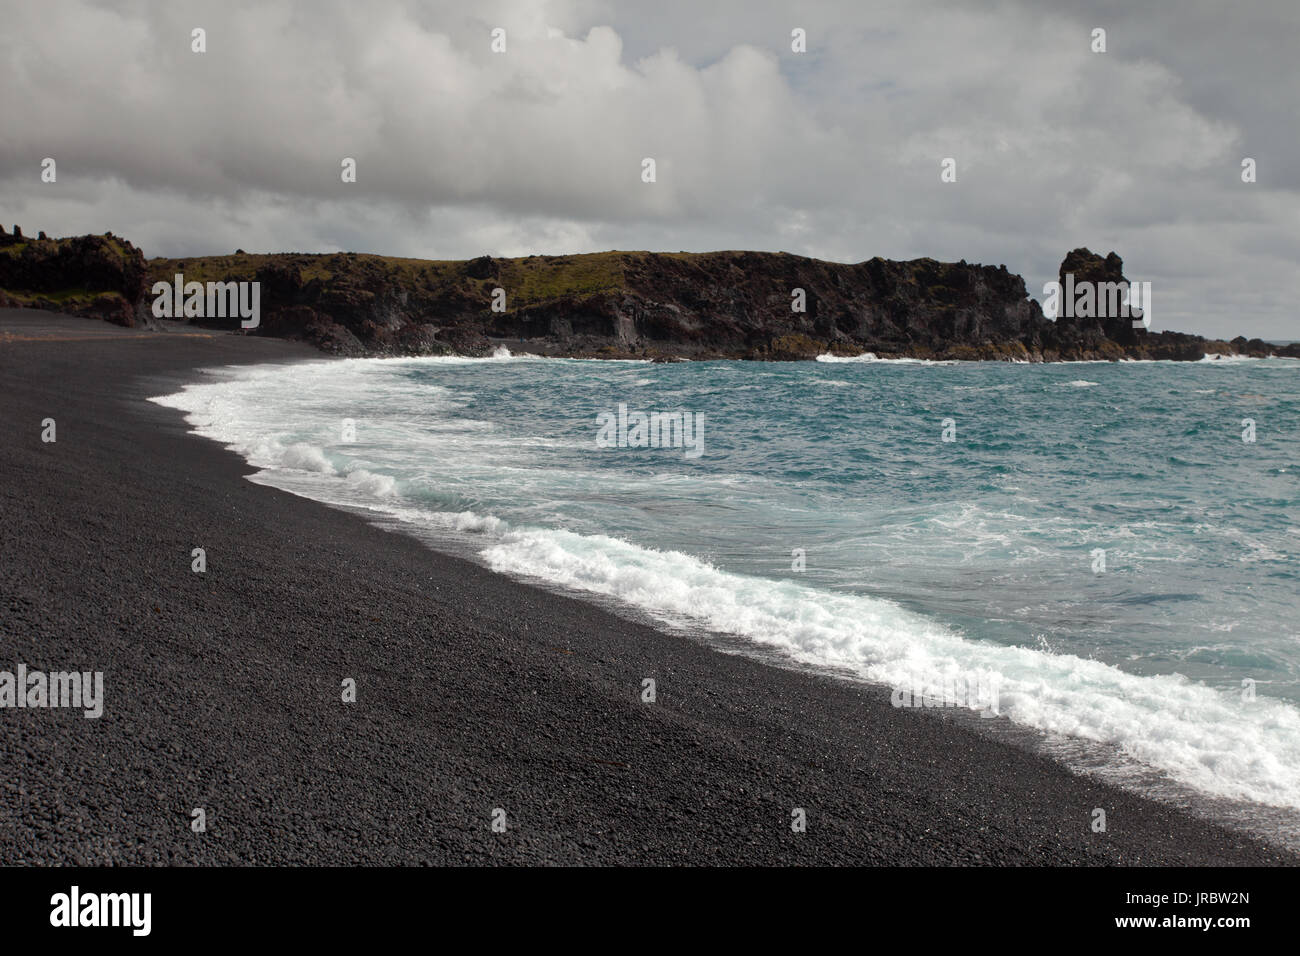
152, 351, 1300, 826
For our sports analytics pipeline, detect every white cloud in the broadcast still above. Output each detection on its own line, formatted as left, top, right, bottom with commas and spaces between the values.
0, 0, 1295, 338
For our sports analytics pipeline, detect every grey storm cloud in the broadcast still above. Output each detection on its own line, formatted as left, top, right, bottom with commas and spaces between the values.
1, 0, 1296, 338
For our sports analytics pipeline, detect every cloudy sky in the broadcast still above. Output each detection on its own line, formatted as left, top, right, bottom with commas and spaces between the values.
2, 0, 1296, 338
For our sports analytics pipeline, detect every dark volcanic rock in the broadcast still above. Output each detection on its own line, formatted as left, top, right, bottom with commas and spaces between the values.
466, 251, 1052, 362
4, 228, 1276, 362
617, 251, 1047, 360
0, 228, 149, 327
1231, 335, 1275, 358
1043, 248, 1254, 362
1055, 248, 1140, 348
139, 244, 1266, 362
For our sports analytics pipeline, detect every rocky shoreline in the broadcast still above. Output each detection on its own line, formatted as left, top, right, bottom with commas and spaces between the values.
3, 306, 1296, 865
2, 223, 1294, 362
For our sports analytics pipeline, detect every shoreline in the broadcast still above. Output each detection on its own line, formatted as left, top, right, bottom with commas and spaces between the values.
2, 307, 1296, 866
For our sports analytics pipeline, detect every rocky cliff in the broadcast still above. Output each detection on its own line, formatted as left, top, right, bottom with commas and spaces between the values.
0, 225, 149, 326
3, 225, 1294, 361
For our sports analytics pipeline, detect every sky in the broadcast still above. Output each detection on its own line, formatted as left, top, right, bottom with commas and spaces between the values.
1, 0, 1296, 338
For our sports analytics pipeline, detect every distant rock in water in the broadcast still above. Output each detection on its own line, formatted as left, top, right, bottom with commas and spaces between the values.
0, 227, 1284, 361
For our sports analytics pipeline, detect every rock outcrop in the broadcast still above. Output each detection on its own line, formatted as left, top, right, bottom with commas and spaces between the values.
1039, 247, 1227, 361
0, 225, 149, 326
3, 225, 1292, 361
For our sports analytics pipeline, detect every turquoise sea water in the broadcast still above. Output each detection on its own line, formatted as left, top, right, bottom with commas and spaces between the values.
154, 352, 1300, 816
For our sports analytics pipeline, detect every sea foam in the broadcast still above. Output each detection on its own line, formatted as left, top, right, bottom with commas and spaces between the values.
150, 354, 1300, 814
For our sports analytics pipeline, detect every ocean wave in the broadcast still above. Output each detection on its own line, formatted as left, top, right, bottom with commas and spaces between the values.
480, 525, 1300, 809
816, 352, 956, 365
149, 354, 1300, 814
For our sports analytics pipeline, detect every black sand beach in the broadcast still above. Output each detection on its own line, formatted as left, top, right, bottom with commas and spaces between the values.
0, 308, 1294, 866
